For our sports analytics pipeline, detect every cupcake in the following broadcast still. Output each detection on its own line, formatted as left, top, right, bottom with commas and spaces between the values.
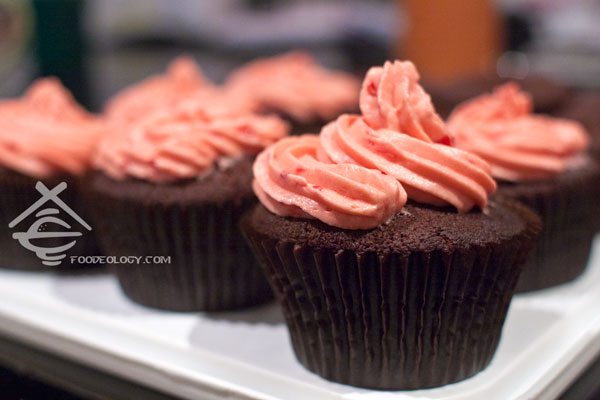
87, 100, 289, 311
448, 83, 600, 292
242, 61, 541, 389
226, 51, 360, 135
0, 78, 104, 271
105, 56, 256, 125
425, 73, 571, 118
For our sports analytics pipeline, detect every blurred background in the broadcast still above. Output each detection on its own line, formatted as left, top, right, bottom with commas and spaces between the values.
1, 0, 600, 112
1, 1, 600, 399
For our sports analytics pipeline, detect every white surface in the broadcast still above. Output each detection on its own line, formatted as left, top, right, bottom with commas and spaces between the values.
0, 239, 599, 400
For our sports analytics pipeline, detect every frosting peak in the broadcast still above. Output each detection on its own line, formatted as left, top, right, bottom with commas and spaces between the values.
448, 83, 590, 181
359, 60, 452, 145
95, 100, 289, 182
0, 78, 103, 177
253, 135, 406, 230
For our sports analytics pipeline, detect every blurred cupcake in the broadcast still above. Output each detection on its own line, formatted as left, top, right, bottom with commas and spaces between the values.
226, 51, 360, 135
0, 78, 104, 271
105, 56, 256, 125
242, 61, 541, 389
448, 83, 600, 292
87, 100, 289, 311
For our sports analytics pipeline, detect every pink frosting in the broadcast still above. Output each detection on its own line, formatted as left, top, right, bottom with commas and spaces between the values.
252, 59, 497, 229
360, 61, 452, 145
95, 101, 290, 182
253, 135, 406, 229
0, 78, 103, 177
321, 115, 496, 211
105, 56, 256, 124
448, 83, 590, 181
226, 51, 360, 123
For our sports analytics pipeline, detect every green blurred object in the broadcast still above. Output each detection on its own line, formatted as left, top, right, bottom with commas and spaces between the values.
31, 0, 89, 107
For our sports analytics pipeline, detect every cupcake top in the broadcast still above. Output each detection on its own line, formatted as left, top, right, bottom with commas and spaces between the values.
105, 56, 256, 124
95, 100, 290, 182
226, 51, 360, 123
253, 60, 497, 230
448, 83, 590, 181
0, 78, 103, 178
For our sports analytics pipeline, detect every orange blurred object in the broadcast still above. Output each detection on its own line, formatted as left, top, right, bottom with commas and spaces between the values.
401, 0, 504, 83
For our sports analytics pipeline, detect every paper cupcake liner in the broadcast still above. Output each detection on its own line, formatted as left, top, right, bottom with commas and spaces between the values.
0, 168, 101, 271
88, 186, 273, 312
242, 210, 538, 389
514, 192, 594, 292
498, 161, 600, 292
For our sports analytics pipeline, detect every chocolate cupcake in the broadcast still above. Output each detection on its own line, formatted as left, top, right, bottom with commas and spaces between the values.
425, 73, 571, 118
0, 78, 104, 271
242, 61, 541, 389
448, 83, 600, 292
88, 101, 289, 311
226, 51, 360, 135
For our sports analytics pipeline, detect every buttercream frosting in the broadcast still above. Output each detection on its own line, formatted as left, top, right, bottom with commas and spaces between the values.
0, 78, 103, 177
253, 135, 406, 229
95, 100, 289, 182
448, 83, 589, 181
226, 51, 360, 123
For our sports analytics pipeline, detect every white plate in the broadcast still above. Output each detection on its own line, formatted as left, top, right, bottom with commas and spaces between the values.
0, 238, 599, 400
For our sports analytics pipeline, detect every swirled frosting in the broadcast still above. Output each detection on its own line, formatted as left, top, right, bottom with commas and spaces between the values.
0, 78, 103, 177
253, 135, 406, 229
321, 115, 496, 211
95, 101, 290, 182
105, 56, 256, 124
253, 59, 497, 229
226, 51, 360, 123
360, 60, 452, 145
448, 83, 590, 181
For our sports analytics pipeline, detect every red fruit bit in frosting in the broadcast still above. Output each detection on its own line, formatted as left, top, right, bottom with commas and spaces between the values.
367, 82, 377, 96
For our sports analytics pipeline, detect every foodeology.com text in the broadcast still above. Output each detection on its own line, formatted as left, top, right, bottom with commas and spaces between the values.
70, 255, 172, 265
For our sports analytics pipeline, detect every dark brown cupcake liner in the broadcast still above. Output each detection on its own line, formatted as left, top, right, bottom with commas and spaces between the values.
86, 176, 273, 312
497, 159, 600, 292
242, 202, 540, 389
0, 168, 102, 271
